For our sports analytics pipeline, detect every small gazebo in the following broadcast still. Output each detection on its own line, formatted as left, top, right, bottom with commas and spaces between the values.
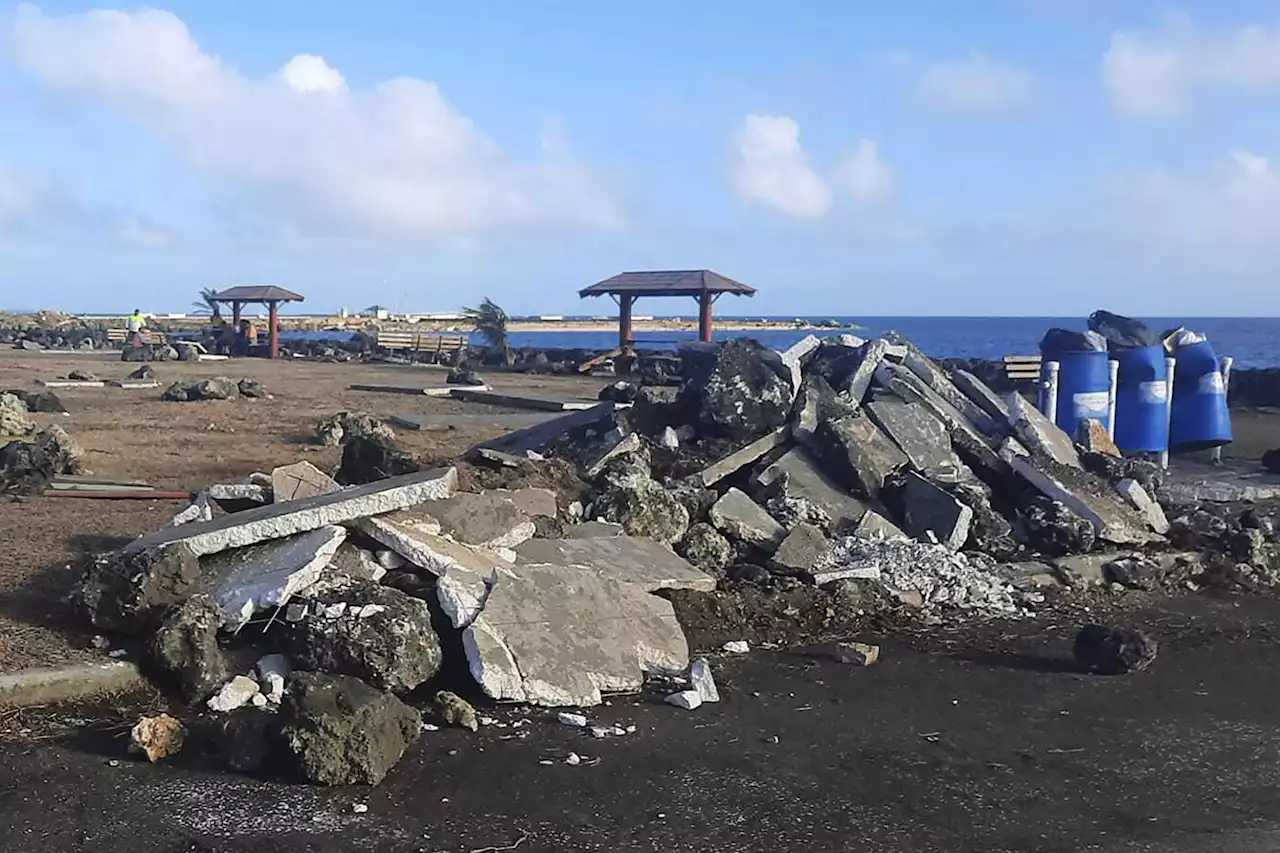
210, 285, 305, 359
578, 269, 756, 348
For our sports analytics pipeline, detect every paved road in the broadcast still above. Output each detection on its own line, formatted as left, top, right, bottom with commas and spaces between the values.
5, 593, 1280, 852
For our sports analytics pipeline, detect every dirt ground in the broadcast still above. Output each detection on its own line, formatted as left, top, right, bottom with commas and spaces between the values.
0, 350, 611, 670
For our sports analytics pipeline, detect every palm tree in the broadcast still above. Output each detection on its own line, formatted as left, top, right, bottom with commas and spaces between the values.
463, 297, 510, 363
191, 287, 222, 319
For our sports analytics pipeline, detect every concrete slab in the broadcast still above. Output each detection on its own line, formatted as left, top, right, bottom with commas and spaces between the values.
900, 344, 1000, 436
875, 361, 1004, 478
894, 472, 973, 551
755, 447, 868, 531
116, 381, 161, 390
816, 413, 909, 498
123, 468, 458, 557
853, 509, 908, 541
780, 334, 821, 397
0, 661, 146, 709
471, 403, 618, 455
207, 483, 271, 504
709, 488, 786, 550
513, 536, 716, 592
952, 369, 1010, 423
866, 398, 974, 484
395, 412, 560, 431
1116, 478, 1170, 534
770, 523, 830, 575
207, 525, 347, 629
585, 432, 643, 478
1006, 393, 1081, 469
1008, 456, 1159, 545
493, 488, 559, 519
842, 338, 888, 404
39, 380, 106, 388
271, 461, 340, 503
564, 521, 626, 538
419, 492, 536, 549
462, 562, 689, 706
450, 388, 593, 412
698, 427, 789, 487
348, 384, 467, 396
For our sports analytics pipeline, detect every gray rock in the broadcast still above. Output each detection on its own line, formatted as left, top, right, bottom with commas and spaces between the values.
149, 594, 230, 703
1022, 496, 1097, 556
681, 339, 793, 441
237, 379, 269, 398
690, 658, 720, 703
993, 561, 1062, 591
677, 523, 735, 573
207, 525, 347, 630
271, 461, 339, 503
887, 472, 973, 550
709, 488, 786, 551
208, 675, 261, 712
420, 491, 536, 549
195, 377, 241, 400
665, 690, 703, 710
1005, 393, 1081, 469
126, 365, 155, 381
212, 708, 275, 773
755, 447, 868, 534
951, 369, 1010, 423
1007, 456, 1158, 545
770, 523, 830, 575
584, 431, 644, 479
1053, 554, 1119, 587
74, 541, 203, 633
1073, 625, 1157, 675
658, 426, 680, 449
814, 413, 908, 498
433, 690, 478, 732
515, 536, 716, 592
289, 582, 442, 693
0, 393, 34, 437
697, 427, 789, 487
278, 672, 422, 786
843, 339, 889, 403
313, 411, 396, 447
590, 470, 689, 545
866, 398, 974, 485
1115, 478, 1170, 534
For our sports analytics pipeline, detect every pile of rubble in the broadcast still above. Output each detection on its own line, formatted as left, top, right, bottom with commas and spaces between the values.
0, 392, 87, 494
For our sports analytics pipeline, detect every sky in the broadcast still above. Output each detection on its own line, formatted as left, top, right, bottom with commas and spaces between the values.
2, 0, 1280, 316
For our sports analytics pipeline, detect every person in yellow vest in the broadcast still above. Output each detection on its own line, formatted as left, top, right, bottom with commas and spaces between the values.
126, 309, 147, 347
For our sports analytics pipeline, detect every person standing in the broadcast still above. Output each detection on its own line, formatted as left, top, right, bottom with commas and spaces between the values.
126, 308, 147, 347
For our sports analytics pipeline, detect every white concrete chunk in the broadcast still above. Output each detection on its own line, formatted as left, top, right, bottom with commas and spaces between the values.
690, 658, 719, 703
209, 525, 347, 630
665, 690, 703, 710
207, 675, 260, 712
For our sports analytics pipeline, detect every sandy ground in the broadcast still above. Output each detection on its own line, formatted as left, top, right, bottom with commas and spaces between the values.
0, 350, 610, 670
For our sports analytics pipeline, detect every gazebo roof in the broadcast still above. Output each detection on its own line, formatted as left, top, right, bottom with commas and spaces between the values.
578, 270, 756, 299
212, 285, 305, 303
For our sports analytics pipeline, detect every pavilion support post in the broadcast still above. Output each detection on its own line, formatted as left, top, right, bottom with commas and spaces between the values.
618, 294, 635, 349
698, 291, 713, 343
268, 301, 279, 359
232, 302, 242, 326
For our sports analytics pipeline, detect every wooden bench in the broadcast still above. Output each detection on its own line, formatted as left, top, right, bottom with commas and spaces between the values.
1003, 354, 1042, 384
374, 331, 469, 363
108, 328, 168, 345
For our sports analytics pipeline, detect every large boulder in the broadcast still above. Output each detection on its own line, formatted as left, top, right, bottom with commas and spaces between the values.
1073, 625, 1158, 675
149, 594, 230, 703
74, 543, 203, 633
288, 582, 442, 693
277, 672, 422, 786
314, 411, 396, 448
677, 523, 734, 574
680, 339, 792, 441
590, 470, 690, 544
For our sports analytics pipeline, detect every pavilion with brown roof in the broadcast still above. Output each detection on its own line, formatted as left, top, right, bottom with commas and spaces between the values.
578, 269, 756, 348
210, 285, 305, 359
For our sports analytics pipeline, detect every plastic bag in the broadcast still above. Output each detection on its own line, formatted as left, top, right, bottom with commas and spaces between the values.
1040, 328, 1107, 353
1171, 329, 1207, 347
1088, 310, 1158, 349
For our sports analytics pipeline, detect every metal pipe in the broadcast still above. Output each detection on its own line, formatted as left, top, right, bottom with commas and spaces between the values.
1107, 359, 1120, 440
1159, 356, 1177, 470
1042, 361, 1060, 424
1210, 356, 1235, 464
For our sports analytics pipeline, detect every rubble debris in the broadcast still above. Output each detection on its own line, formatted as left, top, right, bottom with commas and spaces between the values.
867, 399, 974, 484
1105, 556, 1159, 590
780, 335, 822, 398
421, 491, 537, 549
0, 392, 34, 437
471, 402, 619, 457
664, 690, 703, 710
590, 466, 689, 545
288, 582, 442, 693
899, 341, 1000, 437
1023, 497, 1097, 556
208, 482, 271, 510
1078, 419, 1121, 458
462, 562, 689, 706
495, 487, 560, 519
689, 658, 720, 703
842, 339, 888, 403
446, 366, 485, 386
658, 426, 680, 449
237, 379, 269, 398
806, 642, 879, 666
1008, 456, 1159, 545
993, 561, 1061, 591
75, 542, 202, 633
256, 654, 292, 704
149, 594, 229, 703
126, 365, 155, 381
514, 536, 716, 592
1005, 393, 1081, 469
681, 338, 793, 441
755, 447, 868, 533
314, 412, 397, 447
173, 494, 213, 526
884, 472, 973, 551
208, 675, 262, 712
2, 424, 89, 494
951, 369, 1009, 423
433, 690, 479, 732
208, 525, 347, 629
598, 380, 640, 403
129, 714, 185, 762
677, 523, 735, 574
210, 709, 274, 773
1052, 554, 1115, 587
723, 640, 750, 654
709, 488, 786, 552
697, 427, 788, 487
120, 468, 458, 558
770, 523, 830, 575
853, 510, 907, 541
566, 520, 625, 539
1115, 478, 1170, 535
272, 461, 340, 503
279, 672, 422, 786
557, 711, 589, 728
1073, 625, 1158, 675
814, 413, 908, 497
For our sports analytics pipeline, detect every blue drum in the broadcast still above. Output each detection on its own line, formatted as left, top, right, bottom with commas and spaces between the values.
1112, 344, 1169, 452
1041, 349, 1111, 437
1169, 340, 1232, 451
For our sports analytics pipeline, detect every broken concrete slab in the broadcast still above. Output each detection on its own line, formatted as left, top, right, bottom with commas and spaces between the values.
208, 676, 261, 712
1008, 456, 1160, 545
418, 492, 537, 550
866, 398, 974, 485
755, 447, 868, 533
815, 413, 908, 498
513, 536, 716, 592
564, 520, 625, 538
493, 487, 559, 519
348, 383, 461, 396
1006, 393, 1081, 469
900, 344, 999, 437
585, 431, 642, 478
471, 403, 618, 455
38, 380, 106, 388
271, 462, 339, 503
1115, 478, 1170, 534
690, 658, 719, 703
462, 562, 689, 707
697, 427, 789, 487
122, 468, 458, 558
321, 542, 386, 586
842, 339, 889, 404
709, 488, 786, 551
770, 523, 830, 575
207, 483, 271, 505
172, 493, 213, 527
207, 525, 348, 629
891, 472, 974, 551
994, 561, 1062, 591
1052, 554, 1119, 587
853, 509, 908, 541
450, 388, 594, 412
951, 369, 1010, 423
780, 334, 822, 397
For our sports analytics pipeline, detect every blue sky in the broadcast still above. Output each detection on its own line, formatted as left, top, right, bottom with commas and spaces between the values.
3, 0, 1280, 316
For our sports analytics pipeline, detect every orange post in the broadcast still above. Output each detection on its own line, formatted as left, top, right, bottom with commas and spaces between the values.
268, 301, 279, 359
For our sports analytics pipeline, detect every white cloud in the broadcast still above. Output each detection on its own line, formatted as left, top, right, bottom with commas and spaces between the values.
728, 114, 832, 218
840, 138, 893, 203
3, 4, 621, 237
1103, 16, 1280, 117
918, 53, 1034, 112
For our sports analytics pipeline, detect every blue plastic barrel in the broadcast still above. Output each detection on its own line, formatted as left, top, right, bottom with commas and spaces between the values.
1169, 340, 1232, 451
1040, 349, 1111, 437
1112, 345, 1169, 452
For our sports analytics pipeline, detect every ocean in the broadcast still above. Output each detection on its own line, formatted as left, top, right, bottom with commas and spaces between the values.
278, 316, 1280, 369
